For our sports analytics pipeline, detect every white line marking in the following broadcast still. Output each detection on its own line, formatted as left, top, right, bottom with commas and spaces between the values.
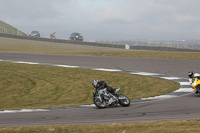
27, 62, 40, 65
130, 72, 161, 76
95, 68, 122, 72
174, 88, 194, 92
141, 95, 177, 100
79, 104, 96, 107
0, 109, 48, 114
56, 65, 79, 68
15, 61, 39, 65
179, 82, 191, 85
160, 77, 180, 80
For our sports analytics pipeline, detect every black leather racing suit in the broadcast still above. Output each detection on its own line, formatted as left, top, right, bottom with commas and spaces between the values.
95, 81, 115, 94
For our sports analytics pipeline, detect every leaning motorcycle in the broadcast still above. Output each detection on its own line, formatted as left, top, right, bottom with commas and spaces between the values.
93, 87, 130, 108
190, 77, 200, 93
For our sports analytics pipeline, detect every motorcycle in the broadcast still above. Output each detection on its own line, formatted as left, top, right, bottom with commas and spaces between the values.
190, 77, 200, 94
93, 87, 130, 108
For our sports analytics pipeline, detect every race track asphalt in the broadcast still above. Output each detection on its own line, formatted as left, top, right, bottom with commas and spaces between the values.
0, 52, 200, 127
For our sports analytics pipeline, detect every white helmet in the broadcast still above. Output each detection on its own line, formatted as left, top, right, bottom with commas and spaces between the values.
92, 80, 98, 87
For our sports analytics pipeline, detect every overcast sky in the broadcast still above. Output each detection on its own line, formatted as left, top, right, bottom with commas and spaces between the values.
1, 0, 200, 41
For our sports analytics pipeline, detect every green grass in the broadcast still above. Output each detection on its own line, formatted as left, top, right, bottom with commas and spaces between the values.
0, 20, 26, 36
0, 37, 127, 54
1, 37, 200, 60
0, 61, 179, 110
1, 119, 200, 133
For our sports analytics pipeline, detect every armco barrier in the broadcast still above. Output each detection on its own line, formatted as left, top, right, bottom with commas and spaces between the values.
0, 33, 200, 52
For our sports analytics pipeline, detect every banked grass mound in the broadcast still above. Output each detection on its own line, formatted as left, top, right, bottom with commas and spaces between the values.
0, 62, 179, 110
0, 20, 26, 36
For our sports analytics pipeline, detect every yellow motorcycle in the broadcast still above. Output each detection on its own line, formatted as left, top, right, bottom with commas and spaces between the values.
191, 77, 200, 93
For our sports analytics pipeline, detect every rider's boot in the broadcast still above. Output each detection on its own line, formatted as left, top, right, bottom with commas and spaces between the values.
197, 87, 200, 94
115, 87, 120, 93
114, 87, 120, 95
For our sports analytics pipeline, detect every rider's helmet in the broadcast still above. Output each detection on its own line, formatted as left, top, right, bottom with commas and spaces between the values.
188, 71, 194, 78
92, 80, 98, 88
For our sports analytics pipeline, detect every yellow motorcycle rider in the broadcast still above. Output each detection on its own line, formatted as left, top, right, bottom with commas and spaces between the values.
188, 71, 200, 94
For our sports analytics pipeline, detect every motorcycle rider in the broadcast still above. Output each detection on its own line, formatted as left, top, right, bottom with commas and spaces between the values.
92, 80, 119, 95
188, 71, 200, 93
92, 79, 120, 105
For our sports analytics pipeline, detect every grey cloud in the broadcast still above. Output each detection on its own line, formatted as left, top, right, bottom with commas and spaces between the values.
1, 0, 200, 40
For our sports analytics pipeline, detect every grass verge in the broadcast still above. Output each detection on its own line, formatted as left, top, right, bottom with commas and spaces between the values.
0, 61, 179, 110
0, 37, 200, 60
1, 119, 200, 133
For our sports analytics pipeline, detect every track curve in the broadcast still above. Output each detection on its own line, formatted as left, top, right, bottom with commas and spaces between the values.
0, 52, 200, 127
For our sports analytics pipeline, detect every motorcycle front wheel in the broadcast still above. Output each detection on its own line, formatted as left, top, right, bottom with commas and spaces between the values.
93, 97, 106, 109
118, 95, 130, 107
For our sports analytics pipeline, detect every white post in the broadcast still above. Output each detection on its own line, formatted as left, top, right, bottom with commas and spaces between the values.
125, 44, 130, 50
